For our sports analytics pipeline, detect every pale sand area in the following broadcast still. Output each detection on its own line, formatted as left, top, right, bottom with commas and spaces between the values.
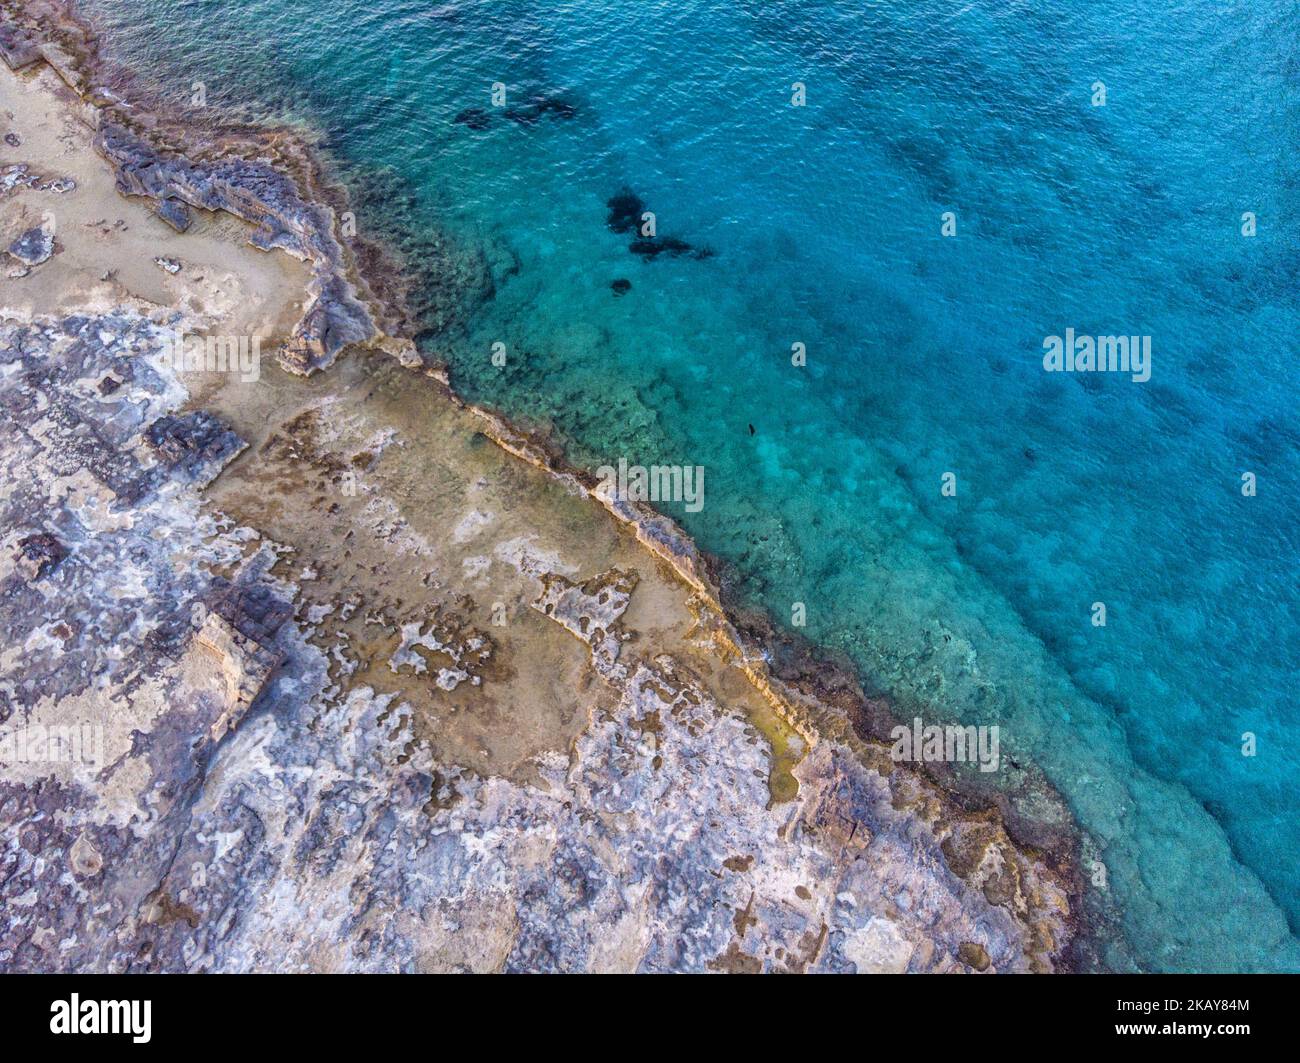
0, 55, 1072, 972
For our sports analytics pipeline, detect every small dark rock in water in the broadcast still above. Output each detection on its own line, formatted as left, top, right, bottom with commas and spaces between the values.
6, 224, 54, 266
145, 411, 244, 484
536, 97, 577, 120
501, 106, 540, 126
1201, 797, 1229, 821
629, 236, 698, 259
453, 107, 491, 131
3, 132, 19, 147
610, 278, 631, 296
15, 533, 68, 581
606, 188, 646, 235
156, 197, 192, 233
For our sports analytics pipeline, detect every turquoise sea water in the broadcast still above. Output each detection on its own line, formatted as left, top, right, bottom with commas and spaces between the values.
82, 0, 1299, 971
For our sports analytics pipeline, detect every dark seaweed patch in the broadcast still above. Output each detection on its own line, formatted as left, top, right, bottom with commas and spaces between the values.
605, 188, 645, 235
629, 236, 713, 260
607, 187, 713, 261
453, 107, 491, 131
504, 95, 578, 124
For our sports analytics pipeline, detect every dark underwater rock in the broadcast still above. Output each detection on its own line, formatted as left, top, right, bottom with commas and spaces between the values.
607, 188, 712, 260
501, 106, 539, 126
629, 236, 708, 260
610, 278, 631, 295
605, 188, 645, 235
93, 122, 376, 374
453, 107, 491, 131
503, 94, 577, 125
0, 23, 40, 70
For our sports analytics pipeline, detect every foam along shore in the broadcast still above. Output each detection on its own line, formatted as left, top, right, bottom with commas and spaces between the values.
0, 2, 1076, 972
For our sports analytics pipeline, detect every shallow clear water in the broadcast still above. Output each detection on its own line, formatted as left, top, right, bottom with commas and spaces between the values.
83, 0, 1300, 971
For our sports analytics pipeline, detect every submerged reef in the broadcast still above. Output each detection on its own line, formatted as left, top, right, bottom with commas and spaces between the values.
606, 186, 713, 261
452, 91, 578, 132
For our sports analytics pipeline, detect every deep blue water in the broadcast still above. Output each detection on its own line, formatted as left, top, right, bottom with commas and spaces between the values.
83, 0, 1300, 971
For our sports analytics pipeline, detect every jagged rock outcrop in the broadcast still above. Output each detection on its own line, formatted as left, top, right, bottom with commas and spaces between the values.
13, 533, 67, 581
92, 123, 376, 374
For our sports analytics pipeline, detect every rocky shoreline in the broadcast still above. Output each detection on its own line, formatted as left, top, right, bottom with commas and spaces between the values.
0, 0, 1082, 971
